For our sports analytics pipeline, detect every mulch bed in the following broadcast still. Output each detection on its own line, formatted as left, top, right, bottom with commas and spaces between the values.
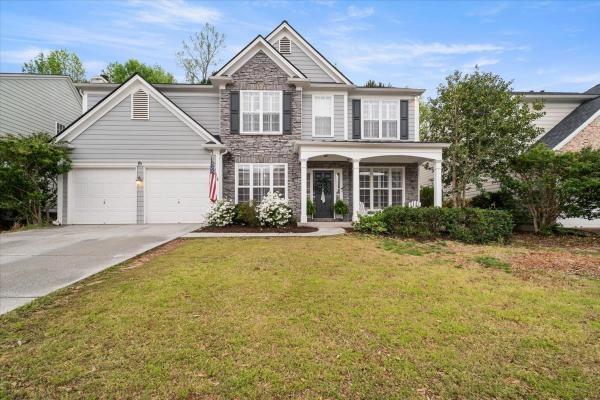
196, 225, 319, 233
511, 232, 600, 250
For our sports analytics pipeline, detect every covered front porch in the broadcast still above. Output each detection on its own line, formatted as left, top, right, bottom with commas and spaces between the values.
294, 141, 448, 223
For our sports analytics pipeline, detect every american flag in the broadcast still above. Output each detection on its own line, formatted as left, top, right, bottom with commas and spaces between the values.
209, 157, 217, 203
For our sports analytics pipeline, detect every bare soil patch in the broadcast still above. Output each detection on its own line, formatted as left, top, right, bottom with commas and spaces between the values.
196, 225, 318, 233
511, 232, 600, 250
510, 250, 600, 279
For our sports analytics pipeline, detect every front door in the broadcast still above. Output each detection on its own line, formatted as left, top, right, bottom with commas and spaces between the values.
313, 170, 334, 218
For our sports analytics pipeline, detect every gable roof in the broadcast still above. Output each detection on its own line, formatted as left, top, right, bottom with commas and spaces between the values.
54, 74, 221, 144
537, 95, 600, 149
266, 21, 353, 85
212, 35, 306, 79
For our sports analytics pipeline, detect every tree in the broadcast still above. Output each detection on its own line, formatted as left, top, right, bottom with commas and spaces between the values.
177, 23, 225, 84
422, 68, 544, 207
22, 49, 86, 82
103, 59, 175, 84
0, 133, 71, 225
364, 80, 392, 88
500, 144, 600, 233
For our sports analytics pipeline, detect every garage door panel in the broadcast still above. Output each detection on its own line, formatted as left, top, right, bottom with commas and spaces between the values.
69, 168, 137, 224
145, 167, 210, 223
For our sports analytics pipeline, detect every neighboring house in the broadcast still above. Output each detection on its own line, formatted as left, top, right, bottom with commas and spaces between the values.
0, 73, 82, 136
419, 83, 600, 227
53, 21, 447, 225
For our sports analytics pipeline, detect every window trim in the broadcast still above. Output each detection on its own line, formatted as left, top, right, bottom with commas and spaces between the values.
240, 90, 283, 135
234, 163, 288, 203
311, 94, 335, 137
360, 98, 401, 140
359, 166, 405, 211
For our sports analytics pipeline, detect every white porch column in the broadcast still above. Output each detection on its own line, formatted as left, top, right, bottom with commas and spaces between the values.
212, 149, 223, 199
434, 159, 442, 207
352, 159, 361, 221
300, 158, 308, 223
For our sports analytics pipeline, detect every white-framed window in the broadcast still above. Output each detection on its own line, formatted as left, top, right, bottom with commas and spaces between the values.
362, 99, 400, 139
359, 167, 405, 210
235, 163, 287, 203
241, 90, 282, 134
312, 94, 334, 137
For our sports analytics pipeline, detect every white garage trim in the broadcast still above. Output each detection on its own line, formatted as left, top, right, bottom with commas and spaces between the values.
143, 165, 210, 224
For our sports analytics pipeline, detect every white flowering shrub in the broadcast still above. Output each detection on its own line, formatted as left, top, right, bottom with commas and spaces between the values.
257, 191, 293, 227
205, 198, 235, 226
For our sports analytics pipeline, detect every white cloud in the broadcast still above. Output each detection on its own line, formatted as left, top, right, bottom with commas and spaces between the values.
128, 0, 221, 28
559, 72, 600, 85
332, 5, 374, 21
467, 2, 508, 17
462, 58, 499, 69
0, 47, 49, 64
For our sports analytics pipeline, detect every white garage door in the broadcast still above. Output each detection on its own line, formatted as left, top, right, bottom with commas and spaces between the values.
69, 168, 137, 224
145, 167, 210, 223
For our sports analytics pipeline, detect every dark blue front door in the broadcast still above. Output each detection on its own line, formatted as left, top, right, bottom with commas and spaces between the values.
313, 170, 333, 218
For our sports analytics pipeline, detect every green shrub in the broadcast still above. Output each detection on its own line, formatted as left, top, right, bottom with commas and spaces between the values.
419, 186, 434, 207
470, 190, 530, 226
306, 198, 316, 218
334, 199, 349, 217
354, 206, 513, 244
354, 213, 388, 235
233, 201, 259, 226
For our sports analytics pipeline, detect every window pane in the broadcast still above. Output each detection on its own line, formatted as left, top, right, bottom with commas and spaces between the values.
382, 121, 397, 138
359, 170, 371, 189
315, 116, 331, 135
360, 189, 370, 208
263, 92, 280, 112
364, 121, 379, 138
238, 188, 250, 203
273, 187, 286, 198
238, 166, 250, 186
391, 189, 403, 206
372, 168, 389, 189
263, 113, 280, 132
273, 165, 285, 186
314, 96, 332, 116
391, 169, 403, 189
253, 165, 270, 187
373, 189, 388, 209
253, 187, 269, 203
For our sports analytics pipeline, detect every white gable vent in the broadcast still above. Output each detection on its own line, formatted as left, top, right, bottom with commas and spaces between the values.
131, 89, 149, 120
279, 37, 291, 55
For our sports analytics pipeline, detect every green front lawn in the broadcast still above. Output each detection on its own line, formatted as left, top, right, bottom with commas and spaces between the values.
1, 236, 599, 399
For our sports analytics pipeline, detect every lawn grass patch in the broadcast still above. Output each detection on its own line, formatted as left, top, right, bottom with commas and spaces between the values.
474, 255, 512, 273
1, 236, 598, 399
381, 239, 450, 256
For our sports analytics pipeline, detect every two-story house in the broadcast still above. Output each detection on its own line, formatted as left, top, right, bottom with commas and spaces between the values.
54, 21, 447, 225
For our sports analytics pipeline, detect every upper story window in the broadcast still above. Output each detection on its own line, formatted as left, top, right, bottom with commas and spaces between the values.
362, 99, 400, 139
241, 90, 282, 134
131, 89, 149, 120
312, 94, 334, 137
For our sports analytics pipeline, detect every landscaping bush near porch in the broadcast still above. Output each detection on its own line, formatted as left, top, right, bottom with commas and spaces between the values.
354, 206, 513, 244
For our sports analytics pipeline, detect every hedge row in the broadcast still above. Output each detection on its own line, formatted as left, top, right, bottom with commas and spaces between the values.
354, 207, 513, 244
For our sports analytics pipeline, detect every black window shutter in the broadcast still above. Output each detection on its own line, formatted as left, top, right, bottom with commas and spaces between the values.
400, 100, 409, 140
230, 91, 240, 134
283, 91, 292, 134
352, 99, 361, 139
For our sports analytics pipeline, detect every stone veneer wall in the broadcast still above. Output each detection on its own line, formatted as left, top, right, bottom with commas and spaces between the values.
219, 51, 302, 216
560, 115, 600, 152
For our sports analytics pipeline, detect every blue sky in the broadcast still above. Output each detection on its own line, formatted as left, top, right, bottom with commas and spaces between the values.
1, 0, 599, 97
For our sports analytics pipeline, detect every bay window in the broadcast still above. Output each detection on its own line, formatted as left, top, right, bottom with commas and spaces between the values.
312, 95, 334, 137
241, 91, 282, 134
235, 163, 287, 203
362, 99, 400, 139
359, 167, 405, 210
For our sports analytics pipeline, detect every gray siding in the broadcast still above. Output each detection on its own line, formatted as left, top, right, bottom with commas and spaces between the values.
86, 90, 220, 135
273, 40, 335, 83
302, 94, 346, 139
70, 95, 213, 163
529, 99, 581, 134
0, 75, 81, 136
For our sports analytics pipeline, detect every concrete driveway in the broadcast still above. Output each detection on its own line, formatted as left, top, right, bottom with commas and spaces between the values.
0, 224, 199, 314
